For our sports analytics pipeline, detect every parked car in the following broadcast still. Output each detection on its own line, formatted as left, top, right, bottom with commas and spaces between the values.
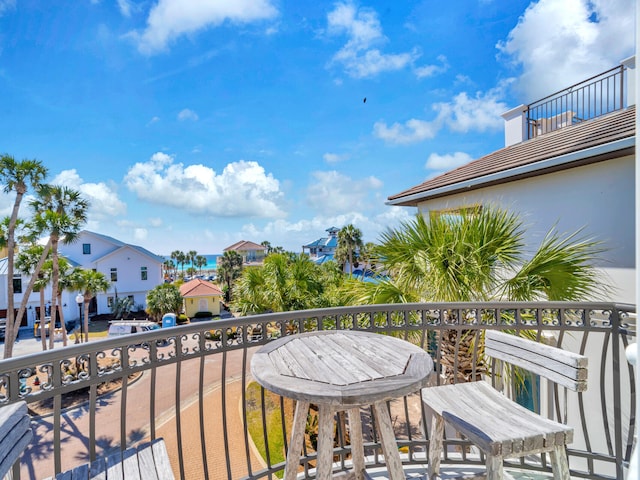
108, 320, 168, 347
34, 318, 62, 338
107, 321, 161, 336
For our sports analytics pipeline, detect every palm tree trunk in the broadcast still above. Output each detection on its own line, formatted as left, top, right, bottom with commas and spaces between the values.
49, 236, 60, 350
39, 289, 46, 351
4, 239, 52, 357
3, 190, 24, 358
57, 292, 67, 347
83, 297, 90, 343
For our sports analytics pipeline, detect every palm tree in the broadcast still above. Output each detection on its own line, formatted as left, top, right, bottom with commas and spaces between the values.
162, 259, 175, 281
195, 255, 207, 275
187, 250, 197, 274
70, 268, 110, 343
146, 283, 183, 321
30, 185, 89, 350
0, 155, 48, 358
217, 250, 243, 302
345, 207, 604, 383
170, 250, 184, 278
336, 224, 363, 275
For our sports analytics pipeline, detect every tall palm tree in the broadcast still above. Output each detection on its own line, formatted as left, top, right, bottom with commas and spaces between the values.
0, 155, 48, 358
70, 268, 110, 343
15, 243, 51, 352
337, 224, 363, 275
30, 185, 89, 350
170, 250, 183, 278
217, 250, 243, 302
187, 250, 197, 274
162, 259, 175, 281
345, 207, 604, 383
195, 255, 207, 275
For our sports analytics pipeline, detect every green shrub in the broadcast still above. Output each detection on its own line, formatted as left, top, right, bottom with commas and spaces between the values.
193, 311, 213, 318
177, 314, 190, 324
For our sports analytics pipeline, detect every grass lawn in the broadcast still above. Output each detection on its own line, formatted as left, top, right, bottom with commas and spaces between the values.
246, 381, 295, 476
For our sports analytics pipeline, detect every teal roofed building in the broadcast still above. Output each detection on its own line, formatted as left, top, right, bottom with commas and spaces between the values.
302, 227, 339, 264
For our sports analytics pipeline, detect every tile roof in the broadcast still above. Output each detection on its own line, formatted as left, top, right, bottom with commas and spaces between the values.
388, 106, 635, 206
179, 279, 224, 297
223, 240, 265, 252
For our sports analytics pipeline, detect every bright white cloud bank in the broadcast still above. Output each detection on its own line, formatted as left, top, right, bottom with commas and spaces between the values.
499, 0, 634, 100
306, 170, 383, 216
52, 169, 127, 219
132, 0, 278, 54
327, 2, 418, 78
374, 82, 509, 145
425, 152, 474, 179
124, 152, 285, 218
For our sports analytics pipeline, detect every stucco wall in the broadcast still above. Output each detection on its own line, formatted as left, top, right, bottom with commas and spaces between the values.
184, 296, 222, 317
416, 156, 635, 302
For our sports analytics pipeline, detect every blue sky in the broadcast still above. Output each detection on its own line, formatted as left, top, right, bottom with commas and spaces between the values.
0, 0, 634, 255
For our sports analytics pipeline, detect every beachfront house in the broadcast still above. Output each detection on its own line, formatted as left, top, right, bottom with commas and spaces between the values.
388, 57, 636, 304
179, 278, 224, 317
302, 226, 340, 264
58, 230, 164, 315
223, 240, 266, 264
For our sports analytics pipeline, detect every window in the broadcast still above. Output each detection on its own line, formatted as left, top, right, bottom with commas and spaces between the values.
12, 275, 22, 294
82, 243, 91, 254
141, 266, 148, 281
110, 268, 118, 282
107, 296, 114, 308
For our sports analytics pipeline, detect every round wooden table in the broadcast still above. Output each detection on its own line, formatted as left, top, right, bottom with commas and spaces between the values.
251, 330, 434, 480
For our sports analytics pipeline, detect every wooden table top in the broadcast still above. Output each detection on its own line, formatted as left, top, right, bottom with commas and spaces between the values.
250, 330, 433, 406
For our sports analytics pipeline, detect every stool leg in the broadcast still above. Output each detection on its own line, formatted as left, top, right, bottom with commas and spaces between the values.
549, 445, 570, 480
284, 400, 310, 480
486, 455, 503, 480
347, 408, 365, 480
428, 414, 444, 480
316, 405, 335, 480
372, 401, 405, 480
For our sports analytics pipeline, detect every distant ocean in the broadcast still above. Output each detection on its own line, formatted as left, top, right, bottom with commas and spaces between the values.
163, 254, 221, 271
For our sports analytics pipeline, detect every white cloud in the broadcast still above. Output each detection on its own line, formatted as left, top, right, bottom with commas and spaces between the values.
498, 0, 634, 100
52, 169, 127, 219
117, 0, 132, 17
124, 152, 285, 218
177, 108, 198, 121
0, 0, 15, 16
433, 82, 510, 133
306, 170, 382, 216
424, 152, 474, 178
130, 0, 278, 54
414, 55, 449, 79
323, 152, 349, 164
327, 2, 419, 78
373, 118, 441, 145
374, 81, 509, 144
133, 228, 148, 241
147, 116, 160, 126
149, 217, 163, 227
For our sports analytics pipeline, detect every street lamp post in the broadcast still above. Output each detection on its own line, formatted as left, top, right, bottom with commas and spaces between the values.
75, 293, 84, 342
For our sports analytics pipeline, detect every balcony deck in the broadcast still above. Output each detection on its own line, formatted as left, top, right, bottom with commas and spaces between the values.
0, 302, 635, 480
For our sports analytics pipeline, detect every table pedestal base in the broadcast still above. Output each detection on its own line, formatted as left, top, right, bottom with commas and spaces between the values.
284, 400, 405, 480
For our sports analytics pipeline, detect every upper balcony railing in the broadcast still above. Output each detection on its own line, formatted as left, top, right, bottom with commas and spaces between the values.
526, 65, 627, 140
0, 301, 635, 480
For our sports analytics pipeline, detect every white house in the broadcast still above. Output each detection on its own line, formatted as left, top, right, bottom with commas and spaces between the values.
1, 231, 165, 328
387, 58, 636, 304
57, 231, 164, 315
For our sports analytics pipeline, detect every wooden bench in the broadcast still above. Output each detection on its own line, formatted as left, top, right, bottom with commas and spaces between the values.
0, 401, 32, 480
421, 330, 587, 480
0, 401, 174, 480
43, 438, 174, 480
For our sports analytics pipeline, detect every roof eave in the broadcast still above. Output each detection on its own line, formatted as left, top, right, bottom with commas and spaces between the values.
386, 136, 635, 207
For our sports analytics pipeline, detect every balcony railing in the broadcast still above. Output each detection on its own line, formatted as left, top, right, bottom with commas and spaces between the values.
526, 65, 627, 139
0, 302, 635, 480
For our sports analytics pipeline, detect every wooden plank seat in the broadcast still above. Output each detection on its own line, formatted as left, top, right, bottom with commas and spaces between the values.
43, 438, 174, 480
0, 401, 32, 480
422, 330, 588, 480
